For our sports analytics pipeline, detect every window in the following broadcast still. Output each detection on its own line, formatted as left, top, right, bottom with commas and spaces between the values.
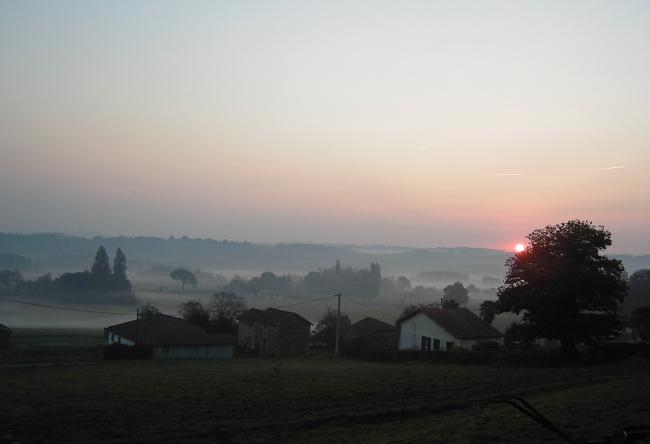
421, 336, 431, 351
111, 333, 115, 342
433, 339, 440, 351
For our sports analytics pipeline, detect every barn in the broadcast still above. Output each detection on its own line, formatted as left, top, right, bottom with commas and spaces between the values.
347, 317, 399, 354
397, 307, 502, 351
238, 307, 312, 357
105, 314, 235, 359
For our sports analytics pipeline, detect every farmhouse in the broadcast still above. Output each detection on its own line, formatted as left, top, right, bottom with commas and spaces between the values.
0, 323, 11, 348
105, 314, 235, 359
238, 307, 312, 357
397, 307, 502, 351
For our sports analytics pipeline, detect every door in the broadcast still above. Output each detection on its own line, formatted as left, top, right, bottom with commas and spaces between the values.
421, 336, 431, 351
433, 339, 440, 351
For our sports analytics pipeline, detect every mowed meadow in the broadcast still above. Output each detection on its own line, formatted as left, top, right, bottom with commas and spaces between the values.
1, 330, 649, 443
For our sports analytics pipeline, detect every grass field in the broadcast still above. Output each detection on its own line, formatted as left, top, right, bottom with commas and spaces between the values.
1, 348, 649, 443
0, 328, 104, 365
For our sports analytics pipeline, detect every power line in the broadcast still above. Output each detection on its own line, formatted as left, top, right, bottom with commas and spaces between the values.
0, 296, 134, 316
343, 296, 399, 320
270, 294, 337, 309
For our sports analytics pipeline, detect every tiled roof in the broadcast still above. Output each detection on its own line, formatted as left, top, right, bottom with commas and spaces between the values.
238, 307, 312, 326
349, 317, 397, 336
105, 314, 234, 346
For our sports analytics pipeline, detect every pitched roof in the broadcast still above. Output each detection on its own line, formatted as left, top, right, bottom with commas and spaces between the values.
349, 317, 397, 336
0, 324, 11, 333
239, 307, 312, 326
105, 314, 234, 347
398, 307, 502, 339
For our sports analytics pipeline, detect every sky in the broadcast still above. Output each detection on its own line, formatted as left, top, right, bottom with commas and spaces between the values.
1, 1, 649, 253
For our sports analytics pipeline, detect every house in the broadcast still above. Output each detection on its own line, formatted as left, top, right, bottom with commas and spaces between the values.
0, 324, 11, 348
238, 308, 312, 357
397, 307, 502, 351
105, 314, 235, 359
347, 317, 399, 353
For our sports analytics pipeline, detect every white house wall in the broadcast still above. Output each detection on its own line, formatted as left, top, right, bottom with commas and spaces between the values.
106, 332, 135, 346
399, 312, 462, 351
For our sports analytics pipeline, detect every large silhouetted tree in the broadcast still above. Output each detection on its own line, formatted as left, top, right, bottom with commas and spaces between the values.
493, 220, 627, 356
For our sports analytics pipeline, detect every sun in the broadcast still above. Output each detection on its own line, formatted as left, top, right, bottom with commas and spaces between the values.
515, 243, 525, 253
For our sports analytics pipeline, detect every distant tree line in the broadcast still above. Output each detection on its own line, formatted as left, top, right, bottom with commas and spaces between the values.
224, 261, 383, 298
0, 246, 136, 305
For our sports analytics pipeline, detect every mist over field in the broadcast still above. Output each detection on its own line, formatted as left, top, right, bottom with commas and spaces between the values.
2, 2, 650, 443
1, 232, 649, 330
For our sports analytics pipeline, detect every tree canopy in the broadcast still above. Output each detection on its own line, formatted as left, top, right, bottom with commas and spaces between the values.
1, 247, 135, 305
311, 307, 351, 350
626, 269, 650, 313
178, 300, 211, 330
138, 302, 160, 318
209, 291, 247, 333
91, 246, 111, 276
491, 220, 627, 356
442, 281, 469, 306
169, 268, 198, 291
177, 292, 246, 334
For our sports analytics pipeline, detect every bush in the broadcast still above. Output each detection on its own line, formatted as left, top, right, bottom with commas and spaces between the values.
102, 343, 152, 360
472, 341, 501, 352
582, 342, 647, 364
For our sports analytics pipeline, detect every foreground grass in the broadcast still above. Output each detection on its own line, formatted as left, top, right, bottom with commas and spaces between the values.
1, 356, 649, 443
0, 328, 104, 364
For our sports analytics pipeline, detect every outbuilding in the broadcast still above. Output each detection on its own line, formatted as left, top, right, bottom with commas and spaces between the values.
397, 307, 502, 351
105, 314, 234, 359
238, 307, 312, 357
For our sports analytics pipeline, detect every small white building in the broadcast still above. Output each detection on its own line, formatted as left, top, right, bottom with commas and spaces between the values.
397, 307, 502, 351
105, 314, 235, 359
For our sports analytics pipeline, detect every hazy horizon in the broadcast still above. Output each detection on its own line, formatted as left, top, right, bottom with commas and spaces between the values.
2, 1, 650, 253
2, 229, 649, 256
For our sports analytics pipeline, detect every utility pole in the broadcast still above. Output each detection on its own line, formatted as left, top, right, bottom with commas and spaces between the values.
335, 293, 341, 356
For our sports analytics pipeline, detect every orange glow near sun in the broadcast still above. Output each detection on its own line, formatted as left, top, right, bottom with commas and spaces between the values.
515, 243, 525, 252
